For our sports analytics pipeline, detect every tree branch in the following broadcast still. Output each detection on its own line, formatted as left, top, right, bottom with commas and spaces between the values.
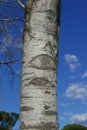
0, 17, 24, 21
0, 59, 19, 64
17, 0, 25, 9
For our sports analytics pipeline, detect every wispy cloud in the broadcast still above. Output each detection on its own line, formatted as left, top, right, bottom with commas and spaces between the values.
71, 113, 87, 125
64, 54, 79, 63
60, 102, 74, 107
60, 116, 65, 122
69, 75, 75, 79
15, 70, 21, 75
65, 83, 87, 99
59, 112, 72, 123
64, 112, 72, 117
82, 71, 87, 79
82, 101, 87, 106
64, 54, 81, 72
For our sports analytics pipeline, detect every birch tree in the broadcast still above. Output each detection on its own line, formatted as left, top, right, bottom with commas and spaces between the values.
0, 0, 60, 129
20, 0, 60, 129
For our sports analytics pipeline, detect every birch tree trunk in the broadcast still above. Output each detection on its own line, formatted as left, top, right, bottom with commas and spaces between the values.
20, 0, 60, 129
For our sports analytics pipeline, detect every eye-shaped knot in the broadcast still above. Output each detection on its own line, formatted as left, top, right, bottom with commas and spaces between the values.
29, 77, 54, 87
29, 54, 56, 70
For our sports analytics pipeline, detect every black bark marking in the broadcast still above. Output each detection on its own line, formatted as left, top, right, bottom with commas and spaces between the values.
43, 41, 54, 51
54, 28, 58, 40
43, 41, 58, 56
22, 77, 29, 82
45, 110, 57, 116
25, 0, 34, 13
29, 54, 56, 70
24, 83, 29, 87
22, 72, 29, 76
21, 95, 34, 99
21, 95, 30, 98
43, 41, 51, 48
21, 106, 34, 111
45, 91, 51, 94
44, 105, 50, 110
22, 61, 25, 64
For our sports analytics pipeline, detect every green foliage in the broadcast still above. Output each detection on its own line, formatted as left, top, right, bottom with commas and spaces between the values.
62, 124, 87, 130
0, 111, 19, 129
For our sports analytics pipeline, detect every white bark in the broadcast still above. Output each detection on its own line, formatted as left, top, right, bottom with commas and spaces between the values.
20, 0, 59, 129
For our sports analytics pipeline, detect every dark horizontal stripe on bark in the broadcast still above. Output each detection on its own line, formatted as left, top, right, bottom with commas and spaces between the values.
21, 106, 34, 111
20, 121, 58, 130
44, 110, 57, 116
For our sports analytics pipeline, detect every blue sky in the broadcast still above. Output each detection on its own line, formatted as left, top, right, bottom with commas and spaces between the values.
0, 0, 87, 130
58, 0, 87, 129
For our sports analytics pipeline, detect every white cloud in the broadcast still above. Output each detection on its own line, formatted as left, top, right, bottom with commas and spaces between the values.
71, 113, 87, 125
64, 112, 72, 117
64, 54, 80, 72
65, 83, 87, 99
64, 54, 79, 63
82, 71, 87, 79
69, 63, 80, 72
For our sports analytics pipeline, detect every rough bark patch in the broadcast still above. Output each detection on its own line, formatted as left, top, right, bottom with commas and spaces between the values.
47, 9, 56, 22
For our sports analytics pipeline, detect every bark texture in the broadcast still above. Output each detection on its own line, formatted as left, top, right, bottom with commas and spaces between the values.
20, 0, 60, 129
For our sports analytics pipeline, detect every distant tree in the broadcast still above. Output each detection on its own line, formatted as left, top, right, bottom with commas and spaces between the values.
62, 124, 87, 130
0, 111, 19, 130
